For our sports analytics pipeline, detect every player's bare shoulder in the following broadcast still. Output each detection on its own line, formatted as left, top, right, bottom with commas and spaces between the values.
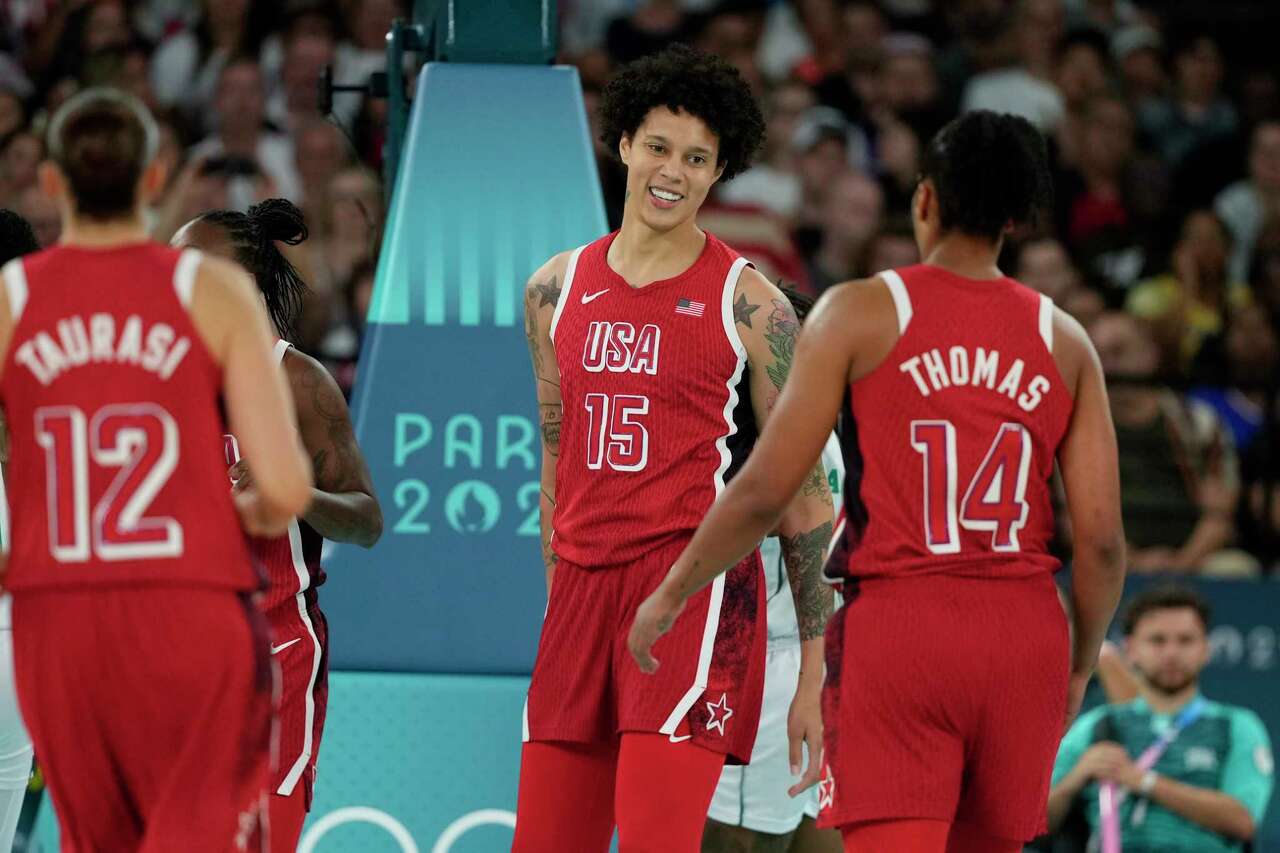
1047, 304, 1097, 399
811, 276, 900, 381
186, 252, 264, 362
524, 251, 573, 323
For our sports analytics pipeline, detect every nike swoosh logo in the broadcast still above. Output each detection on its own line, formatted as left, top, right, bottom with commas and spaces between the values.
581, 289, 609, 304
668, 734, 692, 743
270, 638, 302, 655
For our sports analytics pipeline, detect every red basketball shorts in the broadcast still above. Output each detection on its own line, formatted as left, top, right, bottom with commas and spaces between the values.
12, 586, 273, 852
265, 591, 328, 808
817, 571, 1070, 841
524, 537, 767, 765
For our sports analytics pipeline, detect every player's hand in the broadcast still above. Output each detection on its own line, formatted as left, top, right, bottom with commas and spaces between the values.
786, 685, 823, 796
233, 488, 291, 537
229, 459, 255, 495
1076, 742, 1138, 786
1065, 670, 1090, 733
627, 585, 685, 674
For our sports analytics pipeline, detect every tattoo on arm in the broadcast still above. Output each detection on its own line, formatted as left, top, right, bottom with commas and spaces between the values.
801, 463, 828, 498
733, 293, 760, 329
780, 520, 835, 641
303, 366, 366, 494
539, 403, 562, 456
763, 298, 798, 392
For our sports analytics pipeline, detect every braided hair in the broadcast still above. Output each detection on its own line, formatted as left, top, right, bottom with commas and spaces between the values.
196, 199, 309, 340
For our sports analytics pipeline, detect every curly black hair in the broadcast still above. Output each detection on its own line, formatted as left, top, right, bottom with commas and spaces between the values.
919, 110, 1052, 241
598, 44, 765, 183
197, 199, 310, 340
0, 209, 40, 265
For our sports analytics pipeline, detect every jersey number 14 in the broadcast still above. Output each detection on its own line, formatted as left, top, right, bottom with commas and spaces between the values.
35, 403, 184, 562
910, 420, 1032, 553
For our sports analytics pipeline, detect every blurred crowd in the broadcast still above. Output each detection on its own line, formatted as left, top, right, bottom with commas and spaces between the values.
0, 0, 1277, 574
566, 0, 1280, 577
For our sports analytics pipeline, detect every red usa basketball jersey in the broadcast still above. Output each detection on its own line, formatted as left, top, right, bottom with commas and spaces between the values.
550, 231, 755, 568
0, 244, 257, 592
833, 265, 1073, 582
223, 340, 325, 612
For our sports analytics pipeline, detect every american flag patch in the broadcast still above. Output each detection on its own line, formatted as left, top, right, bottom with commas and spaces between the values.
675, 298, 705, 317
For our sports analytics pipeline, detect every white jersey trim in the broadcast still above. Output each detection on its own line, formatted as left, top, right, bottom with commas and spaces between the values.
275, 519, 323, 796
659, 255, 750, 737
878, 269, 912, 334
173, 248, 201, 308
1038, 294, 1055, 354
548, 245, 586, 347
1, 260, 27, 326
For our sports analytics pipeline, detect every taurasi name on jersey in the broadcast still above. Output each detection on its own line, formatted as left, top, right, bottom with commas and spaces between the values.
899, 346, 1052, 413
13, 314, 192, 386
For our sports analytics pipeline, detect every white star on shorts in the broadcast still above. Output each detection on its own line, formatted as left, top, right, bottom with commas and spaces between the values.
818, 764, 836, 810
705, 692, 734, 735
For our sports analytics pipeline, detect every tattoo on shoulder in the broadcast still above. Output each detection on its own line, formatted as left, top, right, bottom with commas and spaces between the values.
530, 275, 561, 308
733, 293, 760, 329
763, 298, 798, 391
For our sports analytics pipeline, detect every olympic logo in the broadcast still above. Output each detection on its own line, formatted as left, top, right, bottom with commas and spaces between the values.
298, 807, 517, 853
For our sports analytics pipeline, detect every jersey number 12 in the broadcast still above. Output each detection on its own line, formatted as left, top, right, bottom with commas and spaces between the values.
35, 403, 184, 562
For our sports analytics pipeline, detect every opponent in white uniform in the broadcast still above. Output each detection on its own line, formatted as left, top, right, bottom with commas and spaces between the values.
707, 433, 843, 845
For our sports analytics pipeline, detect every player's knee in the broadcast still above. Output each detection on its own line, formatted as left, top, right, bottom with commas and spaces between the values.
943, 821, 1022, 853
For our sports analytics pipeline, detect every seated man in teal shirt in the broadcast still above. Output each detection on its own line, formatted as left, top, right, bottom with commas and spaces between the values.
1048, 584, 1273, 852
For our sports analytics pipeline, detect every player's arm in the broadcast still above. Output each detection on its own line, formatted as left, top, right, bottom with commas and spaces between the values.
1054, 308, 1126, 726
279, 349, 382, 546
190, 255, 313, 535
524, 252, 569, 592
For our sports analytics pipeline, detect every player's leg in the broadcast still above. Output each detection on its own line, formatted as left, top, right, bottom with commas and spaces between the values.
137, 591, 273, 853
838, 819, 950, 853
615, 733, 727, 853
0, 624, 32, 853
267, 598, 329, 853
11, 590, 145, 850
952, 574, 1070, 845
511, 739, 618, 852
789, 816, 842, 853
703, 818, 794, 852
944, 821, 1023, 853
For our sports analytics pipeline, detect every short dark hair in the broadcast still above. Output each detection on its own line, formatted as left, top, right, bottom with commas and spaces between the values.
1122, 584, 1212, 635
196, 199, 310, 340
598, 44, 765, 183
47, 87, 158, 220
919, 110, 1052, 241
0, 209, 39, 265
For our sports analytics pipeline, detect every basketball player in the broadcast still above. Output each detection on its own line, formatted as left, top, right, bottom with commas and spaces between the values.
516, 46, 835, 852
173, 198, 383, 852
705, 286, 843, 853
631, 110, 1127, 853
0, 88, 312, 850
0, 209, 37, 853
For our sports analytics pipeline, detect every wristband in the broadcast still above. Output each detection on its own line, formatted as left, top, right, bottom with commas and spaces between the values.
1139, 770, 1158, 796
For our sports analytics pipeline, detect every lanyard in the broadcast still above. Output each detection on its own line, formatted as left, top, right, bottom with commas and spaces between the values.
1098, 698, 1207, 853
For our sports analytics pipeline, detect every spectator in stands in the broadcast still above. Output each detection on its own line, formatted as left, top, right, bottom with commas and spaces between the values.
1137, 35, 1238, 172
715, 78, 814, 221
1128, 210, 1249, 378
1111, 24, 1167, 109
149, 0, 273, 134
294, 118, 353, 225
806, 169, 883, 292
1185, 303, 1277, 454
863, 217, 919, 273
0, 89, 25, 140
189, 56, 301, 209
1215, 121, 1280, 285
1056, 95, 1137, 250
790, 106, 866, 257
14, 186, 59, 248
1090, 311, 1253, 575
0, 130, 41, 209
1016, 236, 1084, 305
1048, 584, 1273, 852
960, 0, 1066, 133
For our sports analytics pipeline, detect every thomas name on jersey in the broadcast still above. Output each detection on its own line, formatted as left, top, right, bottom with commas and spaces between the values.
12, 313, 192, 386
898, 345, 1052, 413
